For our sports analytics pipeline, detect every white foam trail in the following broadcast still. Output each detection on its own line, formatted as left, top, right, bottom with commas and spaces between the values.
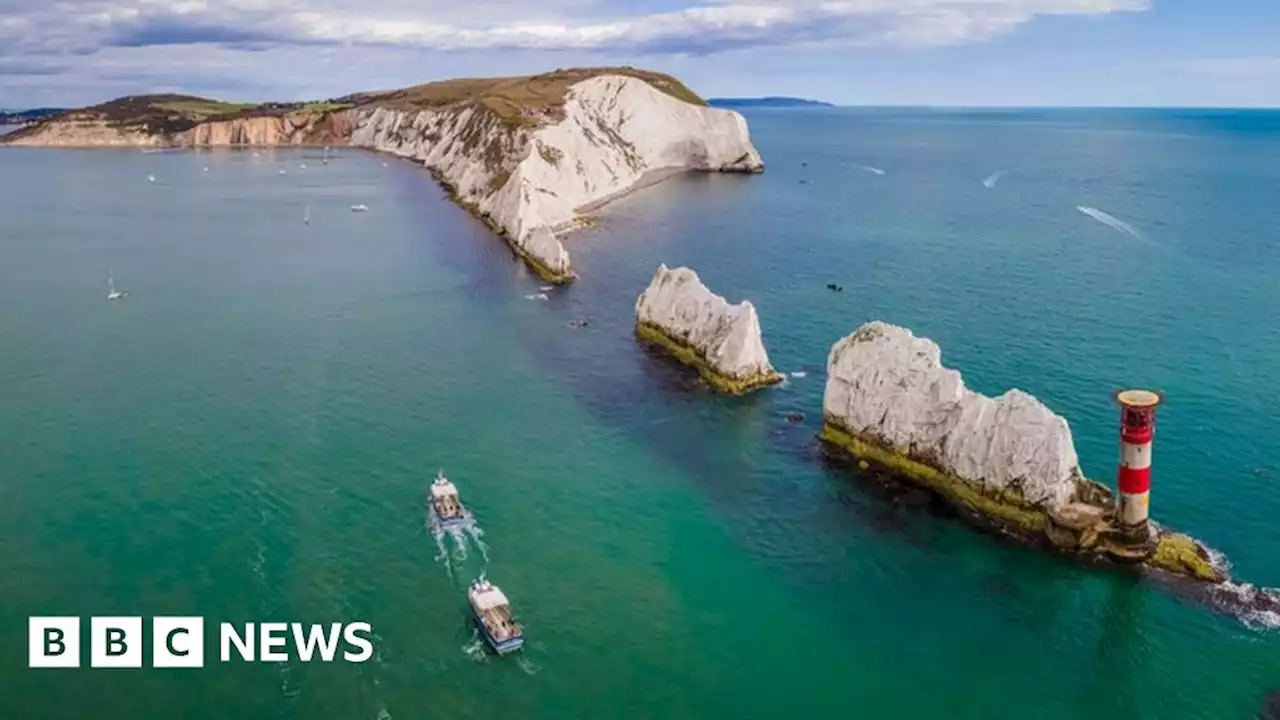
450, 529, 469, 561
789, 371, 807, 379
983, 170, 1008, 188
463, 632, 487, 662
252, 542, 266, 580
1077, 206, 1141, 239
376, 708, 392, 720
432, 531, 453, 578
517, 655, 540, 675
860, 165, 886, 176
465, 525, 490, 564
524, 293, 549, 301
538, 286, 553, 292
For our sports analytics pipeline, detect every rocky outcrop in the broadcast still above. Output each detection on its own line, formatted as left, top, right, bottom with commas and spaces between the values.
820, 321, 1224, 583
349, 74, 763, 283
634, 264, 780, 393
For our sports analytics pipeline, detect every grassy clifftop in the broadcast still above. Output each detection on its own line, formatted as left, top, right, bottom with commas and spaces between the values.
3, 67, 707, 142
369, 67, 706, 127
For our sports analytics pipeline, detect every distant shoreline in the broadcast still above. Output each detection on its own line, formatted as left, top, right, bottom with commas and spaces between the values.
708, 97, 834, 109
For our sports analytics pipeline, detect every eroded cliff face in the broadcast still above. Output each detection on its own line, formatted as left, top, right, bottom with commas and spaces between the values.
3, 114, 170, 147
182, 110, 356, 147
823, 322, 1085, 510
349, 74, 763, 283
634, 264, 780, 393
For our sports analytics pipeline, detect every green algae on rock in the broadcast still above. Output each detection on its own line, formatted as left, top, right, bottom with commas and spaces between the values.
819, 321, 1228, 585
636, 322, 781, 394
634, 265, 782, 394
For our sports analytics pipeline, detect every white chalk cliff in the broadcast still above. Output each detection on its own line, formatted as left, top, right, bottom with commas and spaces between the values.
349, 75, 763, 281
823, 322, 1085, 510
635, 264, 779, 388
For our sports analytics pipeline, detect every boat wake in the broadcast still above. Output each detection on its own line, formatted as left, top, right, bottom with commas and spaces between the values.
1077, 206, 1141, 239
428, 508, 488, 575
860, 165, 886, 176
431, 525, 453, 578
983, 170, 1009, 188
462, 631, 488, 662
789, 371, 807, 379
516, 654, 540, 675
525, 293, 549, 301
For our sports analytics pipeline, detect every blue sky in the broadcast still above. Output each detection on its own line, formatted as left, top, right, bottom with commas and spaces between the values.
1, 0, 1277, 108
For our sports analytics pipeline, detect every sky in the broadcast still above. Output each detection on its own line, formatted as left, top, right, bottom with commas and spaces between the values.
0, 0, 1277, 108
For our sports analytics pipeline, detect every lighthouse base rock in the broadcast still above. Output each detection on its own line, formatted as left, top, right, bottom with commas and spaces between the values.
820, 321, 1225, 583
635, 264, 781, 394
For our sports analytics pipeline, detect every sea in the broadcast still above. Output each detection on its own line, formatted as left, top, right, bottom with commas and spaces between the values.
1, 108, 1279, 719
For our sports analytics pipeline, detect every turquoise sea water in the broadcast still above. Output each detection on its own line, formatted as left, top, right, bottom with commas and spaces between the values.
1, 110, 1279, 719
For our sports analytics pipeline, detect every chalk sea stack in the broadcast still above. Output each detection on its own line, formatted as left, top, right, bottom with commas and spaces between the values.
820, 321, 1224, 583
2, 68, 764, 284
635, 265, 782, 394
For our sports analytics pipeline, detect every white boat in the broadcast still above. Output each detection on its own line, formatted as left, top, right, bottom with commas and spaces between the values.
468, 577, 524, 655
429, 471, 472, 529
350, 204, 369, 213
202, 167, 209, 173
278, 169, 287, 175
323, 147, 330, 165
299, 163, 307, 169
147, 174, 156, 183
304, 205, 311, 225
107, 267, 125, 300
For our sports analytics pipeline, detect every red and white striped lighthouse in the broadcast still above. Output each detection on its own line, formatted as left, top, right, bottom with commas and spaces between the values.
1114, 389, 1163, 533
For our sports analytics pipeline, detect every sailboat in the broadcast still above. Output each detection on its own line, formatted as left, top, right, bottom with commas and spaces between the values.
304, 205, 311, 225
107, 267, 124, 300
322, 147, 329, 165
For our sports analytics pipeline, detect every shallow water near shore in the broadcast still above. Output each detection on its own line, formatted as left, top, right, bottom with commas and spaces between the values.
1, 110, 1279, 719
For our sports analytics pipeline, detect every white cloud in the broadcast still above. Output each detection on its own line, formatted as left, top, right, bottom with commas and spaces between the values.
0, 0, 1150, 57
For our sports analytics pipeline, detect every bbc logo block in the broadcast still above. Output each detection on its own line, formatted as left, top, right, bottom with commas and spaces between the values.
28, 617, 372, 668
29, 617, 80, 668
30, 616, 204, 669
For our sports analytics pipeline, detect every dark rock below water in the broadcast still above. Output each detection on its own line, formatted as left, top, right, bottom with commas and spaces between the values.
1259, 690, 1280, 720
786, 411, 805, 424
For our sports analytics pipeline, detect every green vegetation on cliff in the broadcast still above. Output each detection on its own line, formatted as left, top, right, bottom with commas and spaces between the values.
346, 67, 705, 128
2, 67, 707, 144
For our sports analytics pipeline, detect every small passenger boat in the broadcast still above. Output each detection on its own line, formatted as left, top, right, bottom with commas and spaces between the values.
468, 577, 524, 655
429, 470, 473, 529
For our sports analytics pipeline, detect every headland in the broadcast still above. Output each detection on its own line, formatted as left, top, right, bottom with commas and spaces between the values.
1, 68, 764, 284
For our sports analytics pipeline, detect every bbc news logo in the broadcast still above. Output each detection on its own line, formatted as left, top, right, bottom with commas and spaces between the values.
29, 617, 374, 668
